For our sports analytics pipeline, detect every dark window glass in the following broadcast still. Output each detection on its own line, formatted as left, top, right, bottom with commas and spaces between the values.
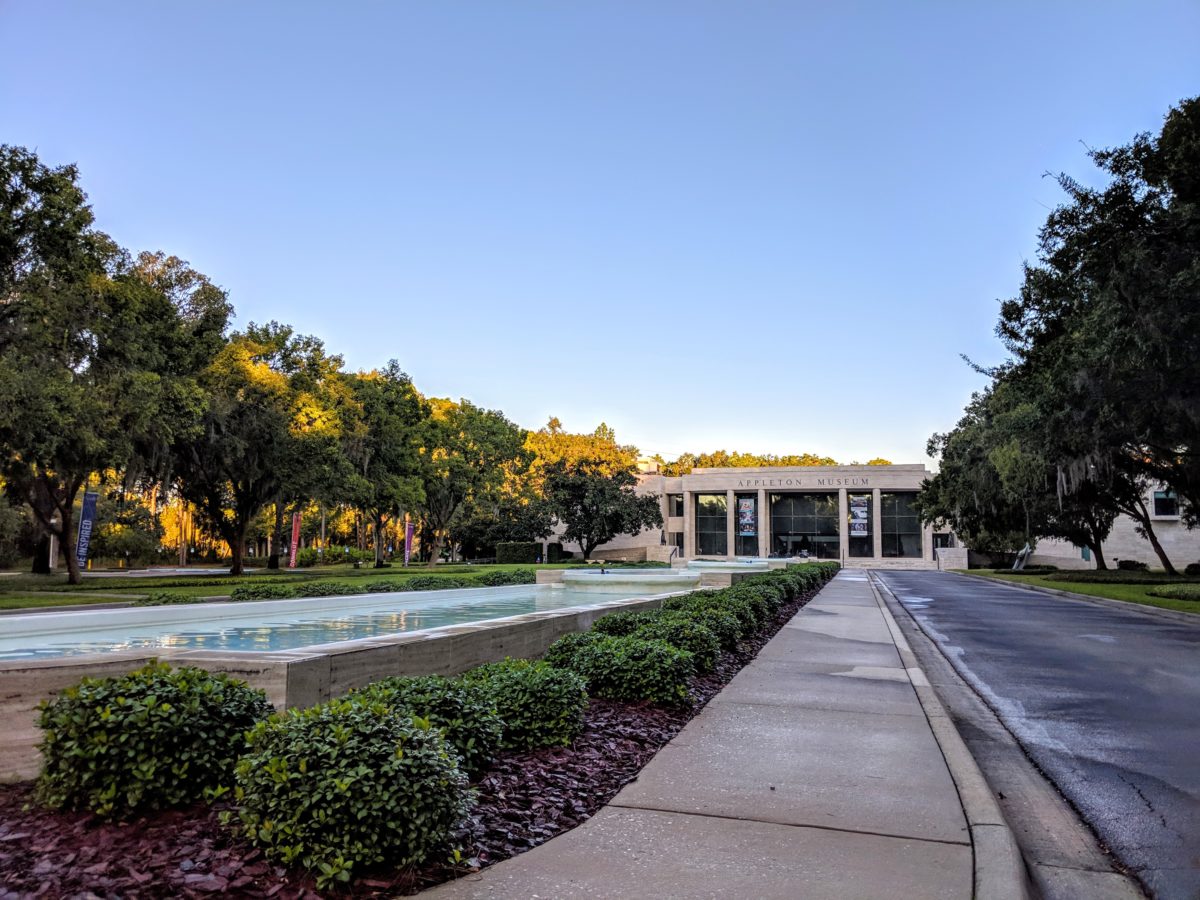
847, 493, 872, 558
770, 493, 839, 558
671, 532, 684, 550
735, 494, 758, 556
881, 492, 922, 558
695, 494, 728, 556
668, 494, 684, 518
1153, 491, 1178, 517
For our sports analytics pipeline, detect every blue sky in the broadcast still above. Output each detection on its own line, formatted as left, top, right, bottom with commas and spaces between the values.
3, 2, 1197, 465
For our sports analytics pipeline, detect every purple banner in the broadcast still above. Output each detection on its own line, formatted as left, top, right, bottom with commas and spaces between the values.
76, 491, 99, 569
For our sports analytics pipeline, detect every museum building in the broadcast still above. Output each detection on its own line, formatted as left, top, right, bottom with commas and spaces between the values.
591, 464, 949, 569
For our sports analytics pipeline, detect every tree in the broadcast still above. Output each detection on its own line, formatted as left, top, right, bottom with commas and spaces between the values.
419, 399, 528, 567
531, 420, 663, 560
659, 449, 839, 475
0, 147, 228, 582
343, 363, 427, 567
996, 96, 1200, 526
544, 462, 662, 560
173, 324, 344, 576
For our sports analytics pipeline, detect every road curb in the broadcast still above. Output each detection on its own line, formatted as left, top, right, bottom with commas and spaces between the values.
950, 571, 1199, 625
869, 575, 1032, 900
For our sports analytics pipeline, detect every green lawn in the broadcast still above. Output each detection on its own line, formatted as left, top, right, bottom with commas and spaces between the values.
963, 569, 1200, 615
0, 562, 609, 611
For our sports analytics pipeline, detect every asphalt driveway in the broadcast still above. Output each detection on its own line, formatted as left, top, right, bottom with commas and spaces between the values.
874, 571, 1200, 900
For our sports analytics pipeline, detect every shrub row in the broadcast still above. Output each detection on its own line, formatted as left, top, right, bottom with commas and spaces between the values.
36, 654, 588, 888
36, 563, 839, 886
545, 562, 840, 705
223, 569, 535, 602
1147, 584, 1200, 602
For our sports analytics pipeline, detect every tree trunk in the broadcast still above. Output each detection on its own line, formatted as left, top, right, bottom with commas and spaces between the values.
373, 511, 387, 567
1124, 497, 1177, 575
32, 534, 51, 574
1090, 540, 1108, 570
427, 531, 443, 568
268, 500, 283, 569
228, 521, 247, 576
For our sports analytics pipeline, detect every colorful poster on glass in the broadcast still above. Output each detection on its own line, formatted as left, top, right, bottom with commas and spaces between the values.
737, 498, 756, 536
849, 496, 869, 537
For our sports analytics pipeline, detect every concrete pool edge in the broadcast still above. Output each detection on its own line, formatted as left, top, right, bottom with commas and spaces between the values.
0, 589, 685, 782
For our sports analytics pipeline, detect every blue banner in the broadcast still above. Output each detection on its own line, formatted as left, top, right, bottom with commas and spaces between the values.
76, 491, 99, 569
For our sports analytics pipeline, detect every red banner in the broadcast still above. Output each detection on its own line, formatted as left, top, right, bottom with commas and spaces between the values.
288, 511, 302, 568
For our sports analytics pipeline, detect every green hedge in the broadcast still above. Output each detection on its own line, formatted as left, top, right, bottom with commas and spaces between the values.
351, 675, 503, 777
496, 541, 540, 564
234, 699, 471, 888
460, 658, 588, 751
632, 618, 719, 673
1147, 584, 1200, 601
546, 633, 695, 705
592, 610, 661, 637
474, 567, 536, 586
36, 663, 273, 818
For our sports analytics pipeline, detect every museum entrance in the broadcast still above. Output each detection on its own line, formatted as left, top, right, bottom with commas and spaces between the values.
769, 492, 839, 559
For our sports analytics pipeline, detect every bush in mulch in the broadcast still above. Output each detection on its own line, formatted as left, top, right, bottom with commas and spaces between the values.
0, 567, 835, 897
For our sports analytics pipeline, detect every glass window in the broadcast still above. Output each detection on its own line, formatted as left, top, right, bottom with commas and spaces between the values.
881, 492, 922, 558
695, 494, 728, 556
735, 494, 758, 557
668, 494, 684, 518
671, 532, 684, 550
770, 493, 839, 559
1153, 491, 1179, 517
848, 493, 872, 558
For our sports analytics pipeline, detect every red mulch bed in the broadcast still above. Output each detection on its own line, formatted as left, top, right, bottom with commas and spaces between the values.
0, 588, 818, 898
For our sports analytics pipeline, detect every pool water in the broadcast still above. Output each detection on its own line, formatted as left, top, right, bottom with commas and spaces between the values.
0, 585, 648, 660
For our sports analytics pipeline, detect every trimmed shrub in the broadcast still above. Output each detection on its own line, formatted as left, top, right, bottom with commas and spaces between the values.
474, 567, 536, 586
230, 583, 298, 602
460, 659, 588, 751
633, 618, 719, 672
662, 591, 757, 638
133, 591, 205, 606
361, 578, 406, 592
543, 630, 609, 668
496, 541, 540, 564
592, 610, 662, 637
1117, 559, 1150, 571
234, 699, 471, 888
351, 676, 502, 777
1184, 562, 1200, 577
403, 575, 471, 591
546, 542, 569, 563
36, 663, 272, 818
553, 634, 695, 705
292, 580, 366, 598
661, 606, 741, 651
1147, 584, 1200, 601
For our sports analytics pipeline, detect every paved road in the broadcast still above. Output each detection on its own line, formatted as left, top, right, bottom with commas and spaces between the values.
875, 571, 1200, 900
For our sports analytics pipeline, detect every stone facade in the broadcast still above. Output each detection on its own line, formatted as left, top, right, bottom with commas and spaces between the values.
1029, 486, 1199, 571
558, 464, 945, 570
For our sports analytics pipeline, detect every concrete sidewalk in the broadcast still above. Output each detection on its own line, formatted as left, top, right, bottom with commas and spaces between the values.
425, 571, 1000, 899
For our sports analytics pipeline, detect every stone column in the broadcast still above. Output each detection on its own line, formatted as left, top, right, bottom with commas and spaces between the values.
838, 488, 849, 564
682, 490, 694, 559
872, 489, 884, 560
757, 488, 769, 558
725, 489, 736, 559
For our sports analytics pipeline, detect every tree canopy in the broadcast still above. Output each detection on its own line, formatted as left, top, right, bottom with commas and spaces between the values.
920, 95, 1198, 568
